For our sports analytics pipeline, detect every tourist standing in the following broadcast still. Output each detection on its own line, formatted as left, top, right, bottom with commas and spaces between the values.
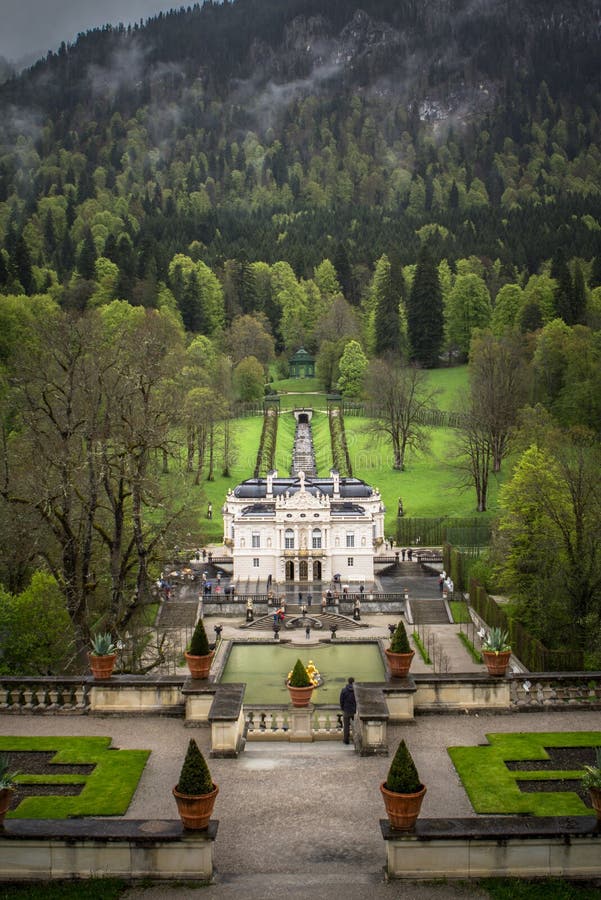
305, 623, 311, 640
339, 677, 357, 745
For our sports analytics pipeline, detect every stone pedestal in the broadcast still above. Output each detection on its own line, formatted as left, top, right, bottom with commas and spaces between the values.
289, 705, 313, 741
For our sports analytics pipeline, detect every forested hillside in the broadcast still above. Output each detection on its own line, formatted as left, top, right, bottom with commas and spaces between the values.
1, 0, 601, 290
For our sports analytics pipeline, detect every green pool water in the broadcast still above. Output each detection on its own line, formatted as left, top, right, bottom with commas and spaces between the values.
220, 642, 385, 705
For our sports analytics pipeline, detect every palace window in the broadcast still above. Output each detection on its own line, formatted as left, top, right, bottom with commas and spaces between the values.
285, 529, 294, 549
253, 558, 259, 567
312, 528, 322, 549
252, 531, 260, 548
347, 557, 354, 567
346, 532, 355, 548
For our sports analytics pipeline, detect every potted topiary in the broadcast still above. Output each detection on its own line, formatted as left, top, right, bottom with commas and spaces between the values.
0, 754, 18, 828
385, 621, 415, 677
581, 747, 601, 821
89, 631, 117, 679
173, 738, 219, 830
286, 658, 314, 707
481, 627, 512, 676
185, 618, 214, 679
380, 739, 426, 831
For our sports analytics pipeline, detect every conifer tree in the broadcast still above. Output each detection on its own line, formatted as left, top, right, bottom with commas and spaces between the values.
373, 254, 401, 356
407, 243, 443, 368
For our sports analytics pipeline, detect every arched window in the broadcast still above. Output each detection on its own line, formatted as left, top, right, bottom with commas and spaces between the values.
285, 529, 294, 549
312, 528, 322, 549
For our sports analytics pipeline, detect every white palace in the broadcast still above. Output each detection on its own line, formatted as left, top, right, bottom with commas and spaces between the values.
222, 468, 386, 585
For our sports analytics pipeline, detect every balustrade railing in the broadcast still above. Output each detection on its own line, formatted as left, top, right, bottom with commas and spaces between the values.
509, 672, 601, 708
0, 677, 89, 713
244, 705, 342, 739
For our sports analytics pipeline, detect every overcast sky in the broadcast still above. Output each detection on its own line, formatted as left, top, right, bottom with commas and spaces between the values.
2, 0, 181, 64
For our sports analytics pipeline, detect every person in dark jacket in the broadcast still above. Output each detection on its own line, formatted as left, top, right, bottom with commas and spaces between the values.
339, 677, 356, 745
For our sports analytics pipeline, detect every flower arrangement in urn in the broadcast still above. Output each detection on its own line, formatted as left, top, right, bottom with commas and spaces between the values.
88, 631, 117, 679
0, 754, 18, 827
481, 627, 512, 676
173, 738, 218, 830
385, 620, 415, 677
185, 618, 214, 679
581, 747, 601, 821
286, 657, 315, 707
380, 739, 426, 831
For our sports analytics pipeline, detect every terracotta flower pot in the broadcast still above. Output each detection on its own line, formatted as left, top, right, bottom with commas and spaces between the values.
173, 783, 219, 830
185, 650, 215, 679
385, 648, 415, 678
0, 788, 14, 828
482, 648, 511, 677
88, 652, 117, 679
380, 781, 426, 831
589, 786, 601, 821
286, 683, 314, 707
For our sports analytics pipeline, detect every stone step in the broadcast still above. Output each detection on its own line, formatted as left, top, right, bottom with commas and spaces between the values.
157, 602, 198, 628
411, 598, 450, 625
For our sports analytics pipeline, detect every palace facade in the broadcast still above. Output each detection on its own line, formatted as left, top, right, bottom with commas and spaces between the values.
222, 469, 385, 584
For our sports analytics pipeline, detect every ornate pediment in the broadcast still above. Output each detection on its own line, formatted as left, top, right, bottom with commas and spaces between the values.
276, 487, 329, 511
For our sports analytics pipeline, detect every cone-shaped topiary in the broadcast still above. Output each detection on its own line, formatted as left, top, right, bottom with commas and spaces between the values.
385, 740, 422, 794
390, 621, 411, 654
189, 618, 210, 656
288, 658, 312, 687
177, 739, 214, 795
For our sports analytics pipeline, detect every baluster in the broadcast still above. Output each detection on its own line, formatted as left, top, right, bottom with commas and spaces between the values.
22, 687, 33, 709
316, 714, 327, 733
245, 712, 254, 733
47, 686, 59, 710
74, 684, 86, 709
275, 713, 285, 733
536, 682, 545, 705
264, 713, 273, 732
0, 685, 9, 708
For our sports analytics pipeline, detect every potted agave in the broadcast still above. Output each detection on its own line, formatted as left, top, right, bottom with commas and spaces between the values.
380, 739, 426, 831
385, 621, 415, 678
482, 626, 512, 676
286, 658, 314, 707
185, 618, 214, 679
173, 738, 219, 830
0, 754, 18, 828
89, 631, 117, 679
581, 747, 601, 821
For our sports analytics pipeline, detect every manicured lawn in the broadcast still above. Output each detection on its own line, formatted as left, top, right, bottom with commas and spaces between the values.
0, 880, 128, 899
423, 364, 468, 411
270, 376, 322, 393
448, 732, 601, 816
450, 600, 472, 623
311, 409, 333, 475
1, 736, 149, 819
343, 417, 505, 532
482, 878, 601, 900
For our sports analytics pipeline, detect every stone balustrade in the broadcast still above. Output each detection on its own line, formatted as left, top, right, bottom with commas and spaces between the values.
509, 671, 601, 708
0, 677, 89, 714
244, 705, 342, 741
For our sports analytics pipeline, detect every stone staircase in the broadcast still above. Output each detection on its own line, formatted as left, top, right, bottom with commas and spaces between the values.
410, 597, 450, 625
156, 601, 198, 628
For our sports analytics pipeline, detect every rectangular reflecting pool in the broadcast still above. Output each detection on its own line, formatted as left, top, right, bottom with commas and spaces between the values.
220, 641, 385, 705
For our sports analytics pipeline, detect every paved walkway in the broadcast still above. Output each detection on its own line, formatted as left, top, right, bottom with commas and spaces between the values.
5, 706, 600, 898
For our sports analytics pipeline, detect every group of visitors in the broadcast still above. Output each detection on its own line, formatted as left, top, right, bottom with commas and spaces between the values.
438, 570, 454, 595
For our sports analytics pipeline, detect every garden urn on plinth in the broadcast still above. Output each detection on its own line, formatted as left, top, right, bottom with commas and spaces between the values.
173, 739, 219, 831
385, 621, 414, 678
380, 739, 426, 832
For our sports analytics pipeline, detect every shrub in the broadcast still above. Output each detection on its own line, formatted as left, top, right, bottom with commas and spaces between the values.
189, 618, 210, 656
385, 740, 421, 794
288, 658, 312, 687
390, 621, 411, 654
177, 739, 214, 795
581, 748, 601, 791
